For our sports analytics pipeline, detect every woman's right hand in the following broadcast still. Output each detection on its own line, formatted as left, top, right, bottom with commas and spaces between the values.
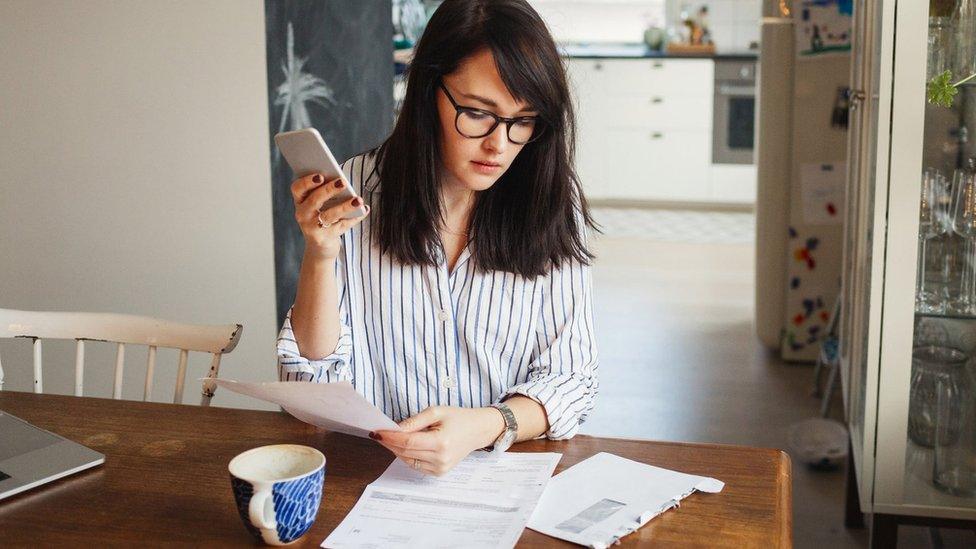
290, 173, 370, 261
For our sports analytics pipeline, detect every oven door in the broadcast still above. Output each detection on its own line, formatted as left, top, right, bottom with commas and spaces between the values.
713, 83, 756, 165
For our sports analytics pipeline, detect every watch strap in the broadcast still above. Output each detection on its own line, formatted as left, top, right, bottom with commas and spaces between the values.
488, 402, 518, 453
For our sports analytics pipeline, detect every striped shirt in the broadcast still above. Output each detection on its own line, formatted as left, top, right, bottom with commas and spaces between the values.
276, 150, 599, 439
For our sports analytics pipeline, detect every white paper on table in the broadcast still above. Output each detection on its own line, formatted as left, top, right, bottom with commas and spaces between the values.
211, 379, 399, 438
527, 452, 724, 548
323, 451, 562, 549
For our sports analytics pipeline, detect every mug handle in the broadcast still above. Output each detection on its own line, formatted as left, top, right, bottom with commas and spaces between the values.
248, 487, 277, 531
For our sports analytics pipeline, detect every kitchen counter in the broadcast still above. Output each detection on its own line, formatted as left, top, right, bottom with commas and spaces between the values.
559, 42, 758, 61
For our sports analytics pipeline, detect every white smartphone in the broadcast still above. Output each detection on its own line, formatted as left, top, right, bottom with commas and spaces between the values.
274, 127, 367, 219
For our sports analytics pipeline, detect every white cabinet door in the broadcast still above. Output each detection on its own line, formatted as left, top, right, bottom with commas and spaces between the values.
578, 127, 711, 202
588, 93, 712, 130
709, 164, 757, 203
568, 58, 714, 202
573, 58, 713, 99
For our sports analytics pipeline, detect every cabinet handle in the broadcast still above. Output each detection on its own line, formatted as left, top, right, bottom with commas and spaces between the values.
650, 97, 664, 104
652, 60, 664, 69
594, 62, 603, 71
650, 132, 664, 139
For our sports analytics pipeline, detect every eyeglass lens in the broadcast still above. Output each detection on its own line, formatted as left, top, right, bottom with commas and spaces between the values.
456, 110, 537, 144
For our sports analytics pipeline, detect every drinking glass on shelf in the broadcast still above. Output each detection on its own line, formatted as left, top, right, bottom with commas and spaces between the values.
917, 170, 950, 313
949, 169, 976, 314
914, 316, 950, 347
954, 0, 976, 78
928, 15, 953, 80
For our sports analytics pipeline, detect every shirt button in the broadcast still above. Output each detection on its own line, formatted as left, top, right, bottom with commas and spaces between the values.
438, 309, 450, 322
442, 377, 457, 389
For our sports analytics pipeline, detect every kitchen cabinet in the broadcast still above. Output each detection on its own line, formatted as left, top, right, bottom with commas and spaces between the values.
841, 0, 976, 544
569, 58, 713, 202
709, 164, 756, 202
568, 57, 755, 204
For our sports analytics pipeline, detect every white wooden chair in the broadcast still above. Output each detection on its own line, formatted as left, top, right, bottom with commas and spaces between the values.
0, 308, 242, 406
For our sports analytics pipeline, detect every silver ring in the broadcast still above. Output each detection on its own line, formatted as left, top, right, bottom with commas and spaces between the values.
413, 459, 422, 471
316, 211, 333, 229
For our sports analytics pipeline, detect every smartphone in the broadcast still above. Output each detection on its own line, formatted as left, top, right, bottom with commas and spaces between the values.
274, 128, 367, 219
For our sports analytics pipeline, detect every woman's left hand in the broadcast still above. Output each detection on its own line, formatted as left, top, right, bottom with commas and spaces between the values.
370, 406, 504, 476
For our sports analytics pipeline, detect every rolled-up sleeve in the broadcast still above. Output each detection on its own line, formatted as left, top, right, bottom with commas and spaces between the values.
500, 256, 599, 439
276, 245, 354, 383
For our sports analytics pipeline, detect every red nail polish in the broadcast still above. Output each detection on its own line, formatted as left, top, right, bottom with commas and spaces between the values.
352, 198, 362, 207
334, 180, 343, 188
312, 174, 322, 184
369, 431, 381, 441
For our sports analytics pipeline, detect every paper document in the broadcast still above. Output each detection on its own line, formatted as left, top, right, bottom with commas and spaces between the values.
212, 379, 399, 438
527, 452, 724, 548
323, 451, 562, 549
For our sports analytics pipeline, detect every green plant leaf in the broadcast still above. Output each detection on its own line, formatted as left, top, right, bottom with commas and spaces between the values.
928, 70, 958, 108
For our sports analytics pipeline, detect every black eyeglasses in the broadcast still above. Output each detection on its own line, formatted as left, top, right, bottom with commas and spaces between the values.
439, 83, 543, 144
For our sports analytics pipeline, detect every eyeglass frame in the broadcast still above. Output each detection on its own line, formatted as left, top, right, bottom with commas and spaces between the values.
438, 82, 544, 144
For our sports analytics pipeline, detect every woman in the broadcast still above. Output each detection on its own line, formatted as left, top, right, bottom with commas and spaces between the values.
277, 0, 598, 476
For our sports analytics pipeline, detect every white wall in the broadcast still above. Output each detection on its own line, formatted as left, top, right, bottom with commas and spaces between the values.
687, 0, 762, 51
532, 0, 667, 44
0, 0, 278, 410
532, 0, 760, 51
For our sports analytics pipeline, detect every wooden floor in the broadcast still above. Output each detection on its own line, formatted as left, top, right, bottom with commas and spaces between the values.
582, 231, 974, 548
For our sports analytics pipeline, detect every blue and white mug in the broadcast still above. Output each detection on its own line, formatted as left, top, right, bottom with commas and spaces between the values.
228, 444, 325, 545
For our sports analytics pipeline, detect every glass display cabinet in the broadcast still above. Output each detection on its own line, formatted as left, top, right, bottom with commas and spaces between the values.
841, 0, 976, 545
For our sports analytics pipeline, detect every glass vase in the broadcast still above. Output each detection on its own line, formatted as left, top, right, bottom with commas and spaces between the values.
908, 345, 970, 448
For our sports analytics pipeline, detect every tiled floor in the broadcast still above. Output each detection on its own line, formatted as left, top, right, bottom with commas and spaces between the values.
591, 206, 755, 245
582, 208, 975, 548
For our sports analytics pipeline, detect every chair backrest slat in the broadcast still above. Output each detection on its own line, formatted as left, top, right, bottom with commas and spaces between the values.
33, 338, 43, 393
143, 346, 157, 401
1, 308, 241, 405
113, 343, 125, 399
200, 353, 222, 407
173, 349, 189, 404
74, 339, 85, 397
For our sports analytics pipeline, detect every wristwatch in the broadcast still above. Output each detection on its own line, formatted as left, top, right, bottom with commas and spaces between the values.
487, 402, 518, 453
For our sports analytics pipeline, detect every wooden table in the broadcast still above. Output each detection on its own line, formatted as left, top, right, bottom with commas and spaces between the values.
0, 392, 791, 547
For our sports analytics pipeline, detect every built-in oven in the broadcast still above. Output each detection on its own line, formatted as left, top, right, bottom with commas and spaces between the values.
712, 59, 756, 165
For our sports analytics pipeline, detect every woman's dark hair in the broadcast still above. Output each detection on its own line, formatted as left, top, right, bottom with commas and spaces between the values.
375, 0, 596, 278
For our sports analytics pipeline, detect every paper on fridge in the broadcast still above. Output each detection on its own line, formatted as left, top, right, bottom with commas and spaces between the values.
323, 450, 562, 549
211, 379, 399, 438
527, 452, 724, 548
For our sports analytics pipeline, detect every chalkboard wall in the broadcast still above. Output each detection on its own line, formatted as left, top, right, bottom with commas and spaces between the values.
265, 0, 394, 329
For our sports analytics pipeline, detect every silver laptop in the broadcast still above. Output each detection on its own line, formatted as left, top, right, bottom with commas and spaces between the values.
0, 411, 104, 501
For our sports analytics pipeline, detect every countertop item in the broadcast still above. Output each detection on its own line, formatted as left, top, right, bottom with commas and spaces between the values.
559, 42, 759, 61
0, 391, 792, 547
